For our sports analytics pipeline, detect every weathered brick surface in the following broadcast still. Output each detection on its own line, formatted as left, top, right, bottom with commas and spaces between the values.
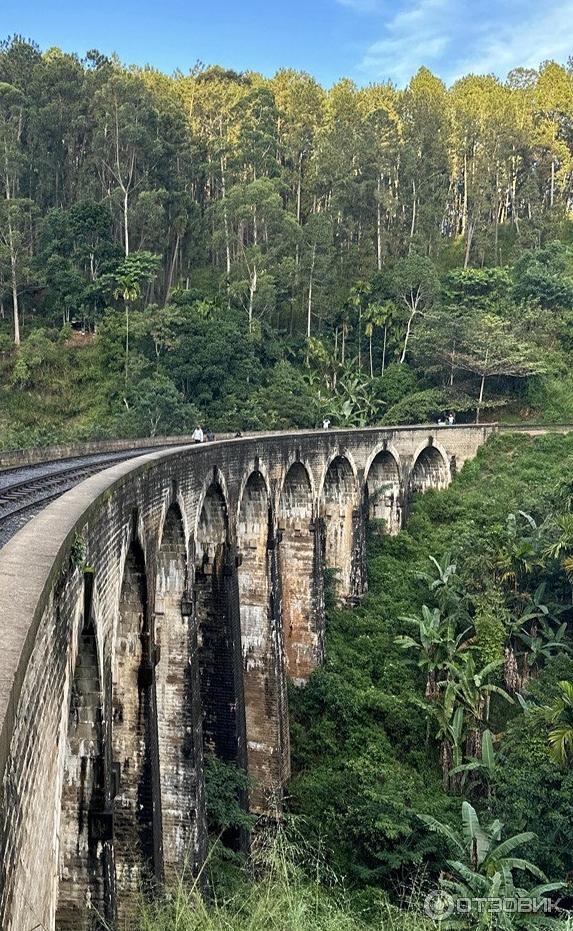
321, 455, 361, 602
0, 424, 498, 930
112, 541, 157, 929
237, 470, 287, 812
55, 608, 105, 931
155, 502, 204, 886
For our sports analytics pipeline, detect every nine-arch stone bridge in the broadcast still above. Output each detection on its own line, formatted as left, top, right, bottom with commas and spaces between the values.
0, 424, 498, 930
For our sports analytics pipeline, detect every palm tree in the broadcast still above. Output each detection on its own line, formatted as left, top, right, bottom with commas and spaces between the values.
544, 513, 573, 589
420, 802, 564, 929
108, 251, 159, 387
546, 681, 573, 766
432, 696, 465, 791
114, 275, 141, 385
378, 300, 398, 376
364, 300, 396, 378
347, 281, 371, 373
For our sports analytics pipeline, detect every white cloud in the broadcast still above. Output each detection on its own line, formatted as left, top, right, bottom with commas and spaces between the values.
351, 0, 573, 86
357, 0, 458, 85
455, 0, 573, 80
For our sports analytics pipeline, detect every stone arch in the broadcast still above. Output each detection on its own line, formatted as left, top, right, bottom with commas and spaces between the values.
410, 443, 449, 494
55, 571, 107, 931
278, 461, 324, 684
364, 447, 402, 534
237, 470, 289, 812
320, 454, 361, 601
112, 538, 158, 927
194, 480, 245, 776
155, 501, 203, 883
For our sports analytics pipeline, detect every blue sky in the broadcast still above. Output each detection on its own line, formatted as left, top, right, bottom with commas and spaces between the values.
3, 0, 573, 87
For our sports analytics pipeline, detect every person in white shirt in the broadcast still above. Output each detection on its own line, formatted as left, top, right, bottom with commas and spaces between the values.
192, 425, 204, 444
323, 418, 331, 430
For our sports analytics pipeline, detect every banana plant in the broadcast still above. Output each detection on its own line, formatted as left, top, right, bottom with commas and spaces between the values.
396, 604, 472, 700
444, 653, 514, 758
450, 728, 498, 796
420, 801, 565, 929
432, 698, 466, 791
518, 621, 571, 672
415, 553, 467, 618
495, 512, 547, 590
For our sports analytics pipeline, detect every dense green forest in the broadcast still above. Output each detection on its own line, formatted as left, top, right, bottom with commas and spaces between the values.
2, 37, 573, 445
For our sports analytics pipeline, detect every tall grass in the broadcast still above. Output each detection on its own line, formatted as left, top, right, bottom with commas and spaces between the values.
139, 828, 434, 931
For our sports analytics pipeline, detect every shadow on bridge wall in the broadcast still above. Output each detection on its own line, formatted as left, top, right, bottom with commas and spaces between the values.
0, 424, 496, 930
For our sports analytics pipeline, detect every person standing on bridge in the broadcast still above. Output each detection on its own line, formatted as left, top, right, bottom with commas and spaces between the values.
192, 425, 204, 444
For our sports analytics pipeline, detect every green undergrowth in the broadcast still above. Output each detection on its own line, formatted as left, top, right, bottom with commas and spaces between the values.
139, 829, 434, 931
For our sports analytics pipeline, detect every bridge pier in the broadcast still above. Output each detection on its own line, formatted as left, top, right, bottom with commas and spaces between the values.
112, 539, 160, 927
278, 462, 325, 685
55, 573, 106, 931
238, 470, 289, 813
194, 479, 247, 829
155, 501, 205, 885
321, 455, 362, 603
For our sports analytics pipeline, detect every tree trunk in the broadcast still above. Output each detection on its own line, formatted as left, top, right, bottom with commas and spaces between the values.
7, 213, 20, 346
476, 352, 488, 424
440, 740, 453, 791
164, 232, 181, 304
296, 152, 302, 227
409, 179, 417, 253
125, 303, 130, 385
462, 150, 468, 236
464, 218, 474, 269
248, 264, 257, 333
307, 242, 316, 342
220, 153, 231, 280
550, 157, 555, 208
123, 188, 129, 256
369, 331, 373, 378
381, 324, 387, 375
399, 303, 416, 364
377, 174, 382, 271
3, 138, 20, 346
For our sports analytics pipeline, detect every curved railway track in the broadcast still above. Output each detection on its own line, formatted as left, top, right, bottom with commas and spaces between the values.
0, 447, 164, 549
